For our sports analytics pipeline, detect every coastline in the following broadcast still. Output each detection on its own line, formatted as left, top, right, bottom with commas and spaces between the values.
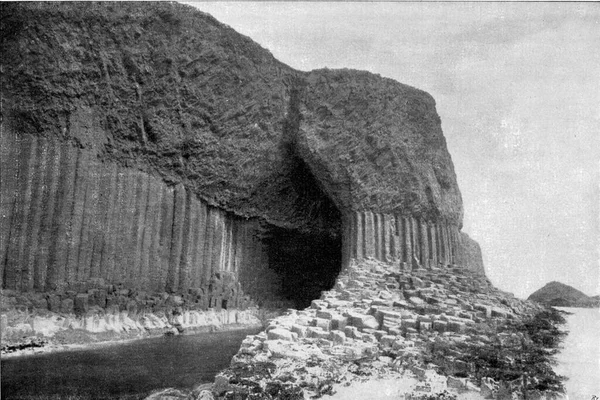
1, 307, 264, 359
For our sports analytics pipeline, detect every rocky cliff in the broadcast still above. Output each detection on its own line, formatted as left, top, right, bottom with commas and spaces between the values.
1, 2, 484, 340
529, 281, 600, 308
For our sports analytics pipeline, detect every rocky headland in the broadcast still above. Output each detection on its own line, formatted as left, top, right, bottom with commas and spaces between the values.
1, 2, 566, 399
528, 281, 600, 308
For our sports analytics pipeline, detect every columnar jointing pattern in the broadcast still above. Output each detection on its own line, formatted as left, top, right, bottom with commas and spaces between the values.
343, 211, 461, 271
0, 134, 271, 304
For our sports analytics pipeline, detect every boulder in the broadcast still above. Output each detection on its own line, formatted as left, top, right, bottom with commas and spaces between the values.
347, 311, 380, 330
409, 297, 426, 306
331, 314, 348, 331
267, 328, 295, 342
433, 320, 448, 333
60, 298, 74, 314
316, 310, 336, 320
447, 321, 466, 333
314, 318, 332, 331
307, 327, 330, 340
331, 330, 346, 344
47, 294, 62, 313
291, 324, 308, 338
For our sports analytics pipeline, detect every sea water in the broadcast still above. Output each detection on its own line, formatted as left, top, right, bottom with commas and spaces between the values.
554, 307, 600, 400
1, 327, 260, 399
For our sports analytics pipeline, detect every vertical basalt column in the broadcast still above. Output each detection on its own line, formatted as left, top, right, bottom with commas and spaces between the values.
444, 224, 451, 266
136, 174, 152, 288
213, 210, 226, 274
355, 211, 364, 260
89, 162, 109, 280
451, 226, 457, 264
383, 214, 392, 262
96, 162, 119, 282
202, 208, 217, 286
0, 131, 19, 288
429, 224, 438, 268
410, 217, 420, 269
158, 185, 175, 292
77, 154, 102, 283
440, 224, 448, 267
377, 214, 385, 261
242, 221, 257, 296
402, 217, 412, 268
229, 218, 237, 272
440, 224, 448, 266
21, 138, 50, 291
228, 218, 239, 274
130, 172, 150, 285
435, 224, 442, 267
146, 177, 164, 291
10, 136, 38, 290
118, 170, 137, 285
392, 215, 402, 263
451, 226, 460, 264
221, 217, 230, 272
167, 184, 186, 292
373, 213, 381, 261
36, 140, 62, 290
140, 177, 160, 290
113, 170, 132, 285
419, 219, 429, 269
221, 216, 233, 273
232, 219, 244, 276
186, 199, 201, 288
238, 222, 251, 290
192, 201, 207, 288
440, 223, 448, 267
66, 148, 91, 286
341, 213, 352, 269
364, 211, 375, 258
47, 145, 78, 291
178, 191, 194, 293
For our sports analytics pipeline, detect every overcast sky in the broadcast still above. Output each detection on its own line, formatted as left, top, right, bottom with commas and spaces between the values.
187, 2, 600, 299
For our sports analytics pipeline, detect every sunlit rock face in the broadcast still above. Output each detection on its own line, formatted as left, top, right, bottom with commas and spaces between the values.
1, 2, 483, 316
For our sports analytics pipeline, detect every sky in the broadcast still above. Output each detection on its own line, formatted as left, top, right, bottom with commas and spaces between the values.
187, 2, 600, 299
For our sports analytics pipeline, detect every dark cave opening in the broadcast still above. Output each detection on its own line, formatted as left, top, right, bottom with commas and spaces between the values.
261, 156, 343, 310
262, 225, 342, 310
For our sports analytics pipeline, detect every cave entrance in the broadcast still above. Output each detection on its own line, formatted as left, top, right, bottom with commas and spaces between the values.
261, 156, 343, 310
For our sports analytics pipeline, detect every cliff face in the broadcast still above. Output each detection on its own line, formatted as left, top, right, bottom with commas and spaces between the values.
299, 69, 463, 224
1, 2, 484, 314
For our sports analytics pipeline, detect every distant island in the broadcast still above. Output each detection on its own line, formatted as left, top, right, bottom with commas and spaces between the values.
529, 281, 600, 308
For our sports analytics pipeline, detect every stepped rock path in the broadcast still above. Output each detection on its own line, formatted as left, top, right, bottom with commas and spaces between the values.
148, 259, 549, 400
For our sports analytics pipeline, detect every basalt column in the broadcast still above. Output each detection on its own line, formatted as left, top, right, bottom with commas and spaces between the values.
0, 136, 347, 308
340, 212, 470, 273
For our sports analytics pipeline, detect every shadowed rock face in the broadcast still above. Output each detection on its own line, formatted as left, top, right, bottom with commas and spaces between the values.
0, 2, 484, 309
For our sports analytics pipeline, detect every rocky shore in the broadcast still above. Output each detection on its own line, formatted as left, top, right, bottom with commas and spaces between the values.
0, 285, 263, 358
149, 259, 566, 400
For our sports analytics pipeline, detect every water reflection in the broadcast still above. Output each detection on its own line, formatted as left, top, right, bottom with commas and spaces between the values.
1, 328, 260, 399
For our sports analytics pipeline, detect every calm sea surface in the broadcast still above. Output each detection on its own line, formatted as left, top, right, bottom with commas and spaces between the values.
554, 307, 600, 400
1, 328, 260, 399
